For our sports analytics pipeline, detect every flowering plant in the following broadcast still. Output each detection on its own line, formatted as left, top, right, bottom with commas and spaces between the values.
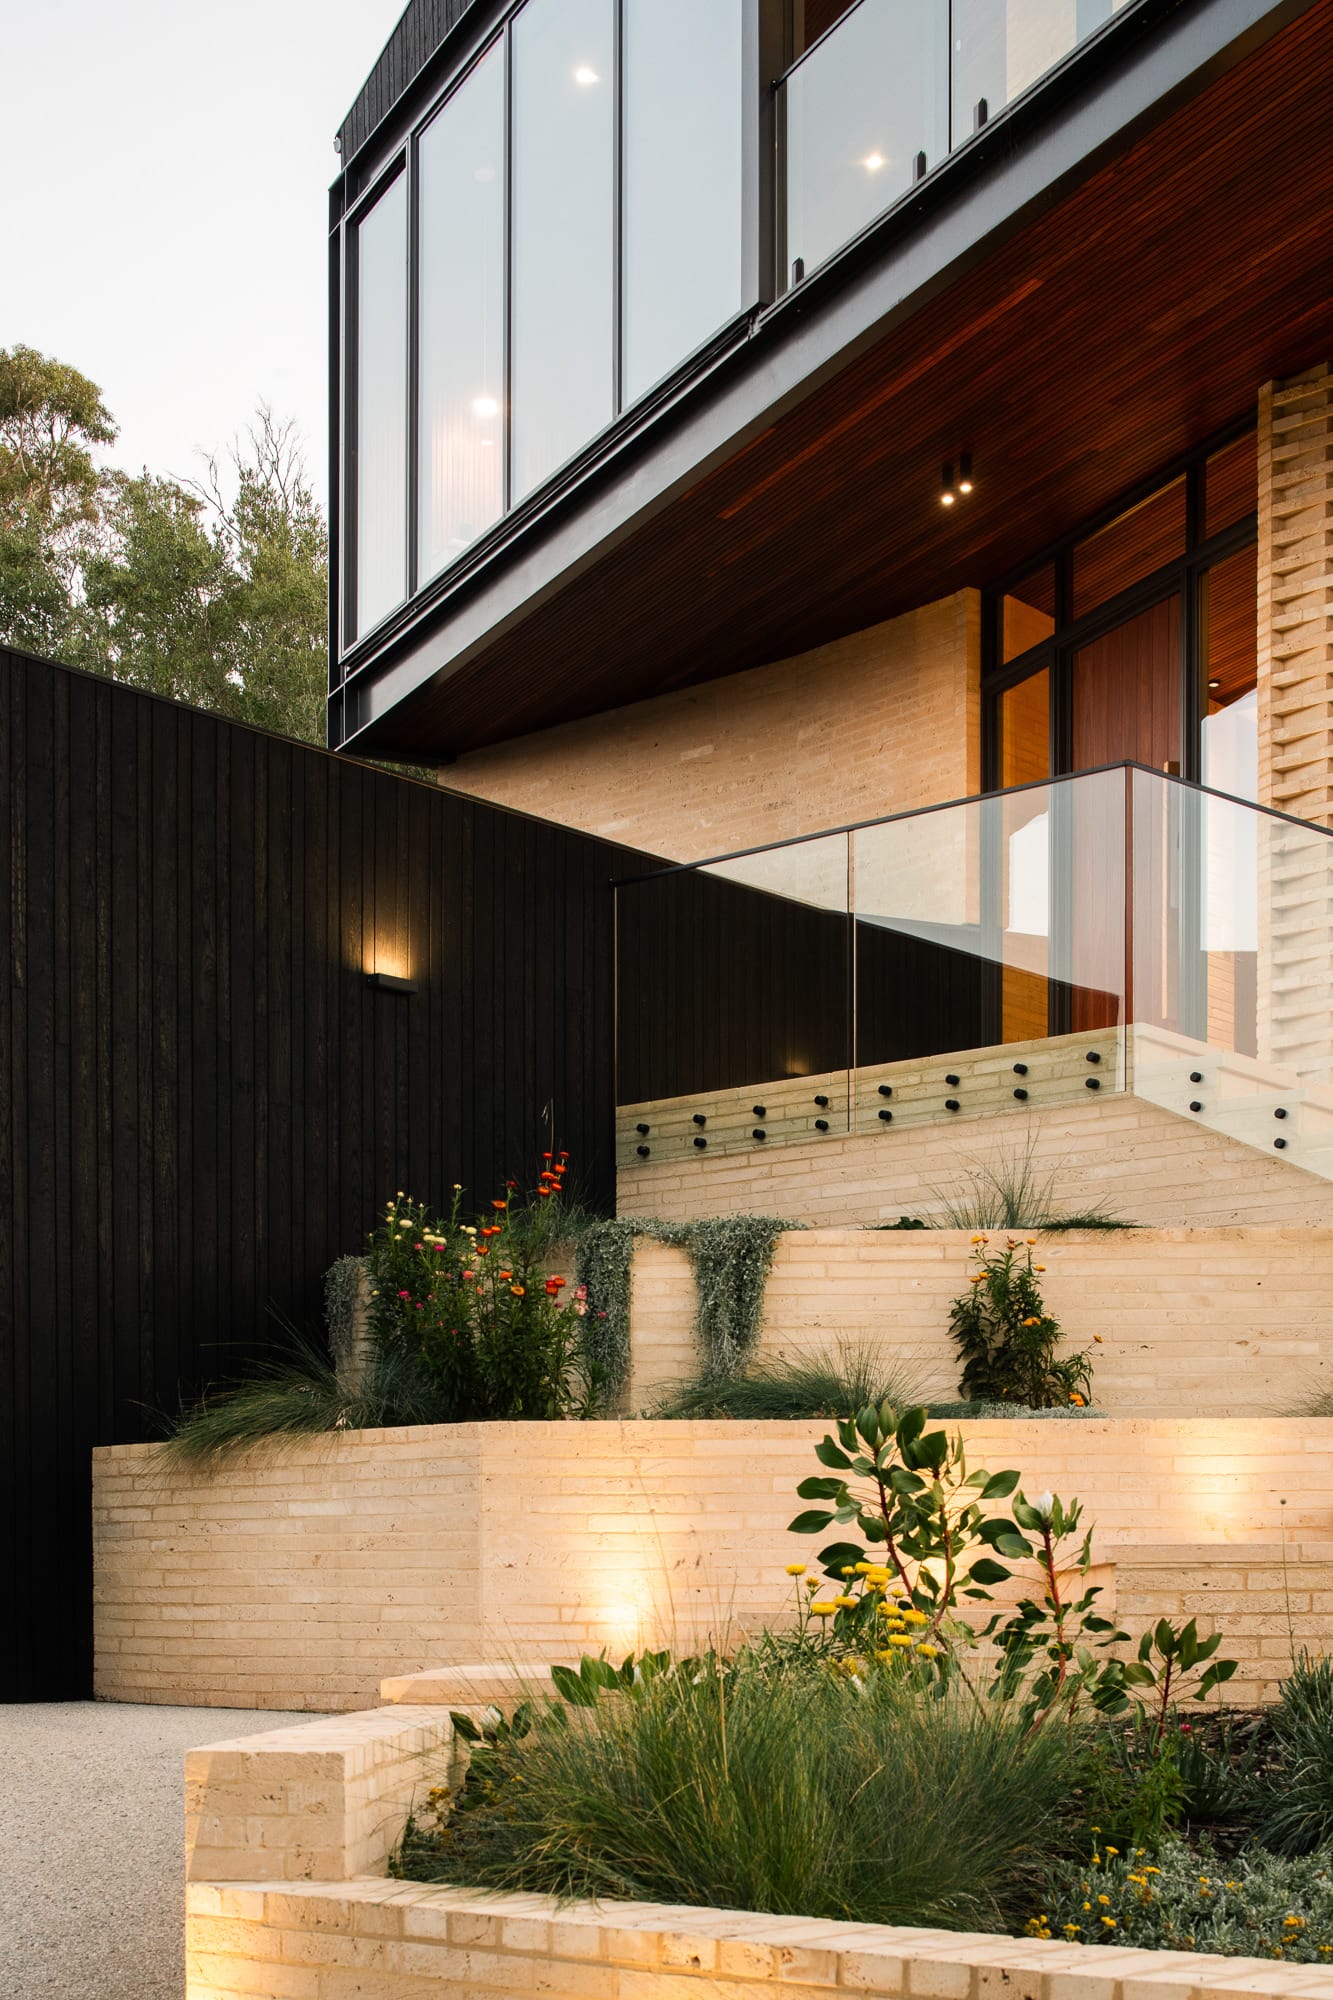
948, 1237, 1093, 1409
368, 1154, 604, 1420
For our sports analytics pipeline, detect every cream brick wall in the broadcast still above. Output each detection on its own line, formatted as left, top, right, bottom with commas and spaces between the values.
441, 593, 980, 861
626, 1227, 1333, 1417
97, 1417, 1333, 1710
186, 1876, 1333, 2000
617, 1094, 1333, 1229
185, 1706, 454, 1884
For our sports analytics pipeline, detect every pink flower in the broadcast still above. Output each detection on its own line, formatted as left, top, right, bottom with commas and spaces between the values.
575, 1285, 588, 1301
398, 1289, 410, 1299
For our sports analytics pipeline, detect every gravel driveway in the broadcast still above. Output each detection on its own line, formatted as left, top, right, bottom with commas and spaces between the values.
0, 1701, 316, 2000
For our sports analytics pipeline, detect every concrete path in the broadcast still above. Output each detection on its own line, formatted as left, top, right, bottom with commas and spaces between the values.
0, 1700, 317, 2000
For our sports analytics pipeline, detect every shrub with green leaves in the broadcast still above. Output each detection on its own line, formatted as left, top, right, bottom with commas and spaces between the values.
1033, 1836, 1333, 1961
1258, 1656, 1333, 1857
650, 1345, 924, 1421
394, 1646, 1086, 1934
949, 1238, 1093, 1409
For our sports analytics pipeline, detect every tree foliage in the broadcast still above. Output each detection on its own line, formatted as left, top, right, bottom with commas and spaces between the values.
0, 344, 331, 746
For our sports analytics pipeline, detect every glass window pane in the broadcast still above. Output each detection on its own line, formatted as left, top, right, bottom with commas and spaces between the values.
622, 0, 746, 407
952, 0, 1130, 137
1001, 563, 1056, 663
797, 0, 860, 56
1200, 543, 1258, 801
785, 0, 947, 282
1205, 431, 1257, 540
999, 668, 1050, 788
353, 172, 408, 640
1072, 477, 1185, 620
511, 0, 614, 503
417, 42, 505, 582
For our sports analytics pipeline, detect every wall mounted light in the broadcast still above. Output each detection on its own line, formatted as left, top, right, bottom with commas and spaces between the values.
366, 971, 417, 994
878, 1084, 893, 1098
814, 1094, 830, 1108
815, 1118, 830, 1132
957, 451, 974, 494
940, 463, 956, 507
878, 1108, 893, 1123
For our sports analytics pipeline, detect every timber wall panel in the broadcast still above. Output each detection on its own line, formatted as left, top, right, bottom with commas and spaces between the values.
0, 645, 638, 1701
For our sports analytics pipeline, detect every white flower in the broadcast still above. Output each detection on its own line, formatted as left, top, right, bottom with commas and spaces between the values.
1028, 1490, 1055, 1522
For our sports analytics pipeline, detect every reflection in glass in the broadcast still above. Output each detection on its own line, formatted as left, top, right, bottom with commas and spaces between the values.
1201, 544, 1258, 801
1205, 431, 1258, 540
418, 41, 505, 581
1001, 565, 1056, 663
786, 0, 947, 281
622, 0, 745, 407
952, 0, 1130, 137
354, 173, 408, 639
511, 0, 614, 501
1072, 478, 1186, 620
999, 668, 1050, 789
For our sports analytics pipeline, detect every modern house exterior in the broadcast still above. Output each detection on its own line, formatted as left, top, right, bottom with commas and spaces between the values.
330, 0, 1333, 1224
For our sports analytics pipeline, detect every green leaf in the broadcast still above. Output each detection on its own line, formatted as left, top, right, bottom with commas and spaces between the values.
789, 1509, 834, 1534
968, 1557, 1012, 1585
981, 1469, 1021, 1499
796, 1475, 845, 1500
814, 1438, 853, 1470
1196, 1659, 1237, 1698
449, 1710, 483, 1742
992, 1532, 1034, 1559
550, 1663, 598, 1707
817, 1539, 867, 1574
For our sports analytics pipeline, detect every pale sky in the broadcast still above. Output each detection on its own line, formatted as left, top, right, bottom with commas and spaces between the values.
1, 0, 408, 506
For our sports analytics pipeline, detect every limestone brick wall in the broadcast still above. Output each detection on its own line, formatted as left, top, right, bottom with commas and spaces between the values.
187, 1878, 1333, 2000
185, 1706, 454, 1884
96, 1418, 1333, 1710
441, 592, 979, 861
626, 1227, 1333, 1417
617, 1093, 1333, 1229
1257, 364, 1333, 1086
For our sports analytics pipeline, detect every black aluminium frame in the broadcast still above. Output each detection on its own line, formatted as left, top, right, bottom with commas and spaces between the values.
980, 417, 1260, 792
334, 0, 776, 665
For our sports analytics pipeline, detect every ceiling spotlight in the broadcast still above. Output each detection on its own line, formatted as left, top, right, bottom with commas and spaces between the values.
1208, 677, 1222, 690
941, 462, 956, 506
472, 395, 499, 418
862, 151, 886, 171
957, 450, 974, 494
574, 64, 600, 84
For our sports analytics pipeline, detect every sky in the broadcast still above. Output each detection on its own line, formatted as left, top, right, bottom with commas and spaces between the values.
1, 0, 407, 507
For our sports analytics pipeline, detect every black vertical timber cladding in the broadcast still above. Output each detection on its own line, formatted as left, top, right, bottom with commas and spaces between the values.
0, 646, 637, 1703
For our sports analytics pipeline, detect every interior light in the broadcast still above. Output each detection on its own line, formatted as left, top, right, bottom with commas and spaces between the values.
472, 395, 499, 419
1208, 678, 1222, 690
940, 461, 956, 506
574, 64, 600, 84
862, 151, 886, 171
957, 450, 974, 494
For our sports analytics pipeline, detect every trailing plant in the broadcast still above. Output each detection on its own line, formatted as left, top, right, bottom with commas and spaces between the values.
932, 1138, 1132, 1231
324, 1253, 368, 1382
576, 1213, 799, 1403
926, 1400, 1099, 1420
392, 1644, 1085, 1932
948, 1237, 1094, 1409
651, 1344, 924, 1421
1033, 1835, 1333, 1961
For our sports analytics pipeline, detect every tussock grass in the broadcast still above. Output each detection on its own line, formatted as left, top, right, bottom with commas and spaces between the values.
932, 1138, 1132, 1232
401, 1655, 1083, 1930
648, 1345, 925, 1420
158, 1339, 443, 1462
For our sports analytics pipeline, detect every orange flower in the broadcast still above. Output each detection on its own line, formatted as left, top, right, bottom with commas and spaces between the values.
492, 1199, 508, 1211
476, 1245, 490, 1257
537, 1188, 553, 1198
510, 1284, 526, 1297
499, 1269, 513, 1280
1070, 1393, 1086, 1406
545, 1275, 566, 1295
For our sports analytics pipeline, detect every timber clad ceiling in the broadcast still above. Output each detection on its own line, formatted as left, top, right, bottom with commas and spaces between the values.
356, 0, 1333, 759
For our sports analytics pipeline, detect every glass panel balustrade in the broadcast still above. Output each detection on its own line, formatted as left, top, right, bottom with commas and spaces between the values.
615, 766, 1333, 1185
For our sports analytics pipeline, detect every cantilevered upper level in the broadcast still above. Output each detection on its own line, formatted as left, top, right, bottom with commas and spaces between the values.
327, 0, 1333, 760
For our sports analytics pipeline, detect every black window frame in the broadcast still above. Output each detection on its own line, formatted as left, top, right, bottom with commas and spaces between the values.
981, 419, 1259, 794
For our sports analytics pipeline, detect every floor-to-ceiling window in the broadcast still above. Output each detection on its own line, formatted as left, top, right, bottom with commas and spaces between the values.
341, 0, 750, 657
986, 426, 1258, 1046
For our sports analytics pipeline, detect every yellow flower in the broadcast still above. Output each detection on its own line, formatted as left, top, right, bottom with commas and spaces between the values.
1022, 1316, 1042, 1328
903, 1609, 929, 1626
1035, 1264, 1046, 1272
970, 1273, 986, 1285
785, 1563, 807, 1576
834, 1595, 857, 1609
887, 1633, 913, 1647
810, 1602, 837, 1617
1104, 1846, 1119, 1857
841, 1565, 857, 1578
1063, 1924, 1082, 1936
970, 1234, 987, 1244
874, 1649, 895, 1663
1082, 1903, 1092, 1913
1101, 1917, 1117, 1929
853, 1562, 871, 1574
917, 1642, 940, 1659
1097, 1896, 1110, 1906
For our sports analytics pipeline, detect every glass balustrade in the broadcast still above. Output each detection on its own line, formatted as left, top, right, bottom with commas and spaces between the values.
782, 0, 1135, 285
614, 766, 1333, 1180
